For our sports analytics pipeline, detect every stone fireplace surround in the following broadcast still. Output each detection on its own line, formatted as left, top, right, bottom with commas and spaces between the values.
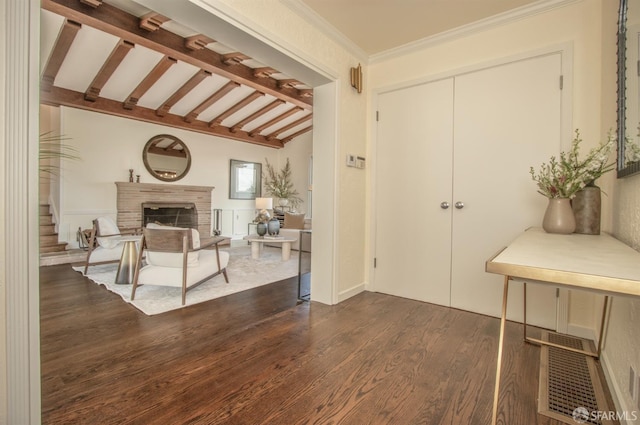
115, 182, 214, 237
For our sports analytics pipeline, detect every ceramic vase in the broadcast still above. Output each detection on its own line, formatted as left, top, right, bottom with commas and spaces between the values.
542, 197, 576, 234
572, 185, 601, 235
267, 217, 280, 235
256, 222, 267, 236
278, 198, 289, 207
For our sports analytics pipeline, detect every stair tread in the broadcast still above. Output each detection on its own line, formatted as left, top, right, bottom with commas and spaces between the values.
40, 244, 69, 254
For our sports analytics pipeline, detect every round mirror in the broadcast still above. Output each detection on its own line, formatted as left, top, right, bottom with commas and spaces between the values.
142, 134, 191, 182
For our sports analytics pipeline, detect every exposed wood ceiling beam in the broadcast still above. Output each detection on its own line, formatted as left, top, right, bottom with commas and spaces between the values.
249, 107, 302, 137
79, 0, 101, 7
85, 39, 134, 101
208, 91, 264, 128
230, 99, 284, 133
185, 34, 215, 51
253, 67, 277, 78
41, 0, 312, 109
41, 19, 82, 92
155, 69, 211, 117
139, 12, 170, 31
268, 114, 312, 139
40, 85, 285, 149
283, 126, 312, 143
184, 81, 239, 123
123, 55, 177, 110
222, 52, 251, 65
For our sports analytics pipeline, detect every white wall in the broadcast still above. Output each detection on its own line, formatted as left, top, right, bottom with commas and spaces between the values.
56, 106, 312, 245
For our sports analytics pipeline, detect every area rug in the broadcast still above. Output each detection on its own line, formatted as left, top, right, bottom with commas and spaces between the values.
73, 245, 298, 315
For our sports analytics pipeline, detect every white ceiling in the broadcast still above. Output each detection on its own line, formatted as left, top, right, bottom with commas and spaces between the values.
299, 0, 541, 56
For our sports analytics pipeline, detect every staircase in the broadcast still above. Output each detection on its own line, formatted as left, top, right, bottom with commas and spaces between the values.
40, 204, 67, 254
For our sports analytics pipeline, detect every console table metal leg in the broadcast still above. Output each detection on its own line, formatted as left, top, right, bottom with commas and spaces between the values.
596, 295, 609, 358
492, 275, 510, 425
523, 281, 527, 342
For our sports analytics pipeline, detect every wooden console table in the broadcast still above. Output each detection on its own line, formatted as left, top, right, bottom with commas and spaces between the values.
485, 227, 640, 425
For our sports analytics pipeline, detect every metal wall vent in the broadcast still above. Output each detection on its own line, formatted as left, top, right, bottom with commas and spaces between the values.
538, 332, 616, 425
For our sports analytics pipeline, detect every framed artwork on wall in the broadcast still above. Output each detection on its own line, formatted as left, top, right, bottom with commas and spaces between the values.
229, 159, 262, 199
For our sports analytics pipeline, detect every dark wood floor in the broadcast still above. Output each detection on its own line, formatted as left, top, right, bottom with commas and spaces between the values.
40, 264, 609, 425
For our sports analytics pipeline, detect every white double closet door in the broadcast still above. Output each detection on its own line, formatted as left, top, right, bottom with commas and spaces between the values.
374, 53, 564, 329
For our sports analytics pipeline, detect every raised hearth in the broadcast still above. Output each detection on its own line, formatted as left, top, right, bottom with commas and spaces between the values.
116, 182, 213, 236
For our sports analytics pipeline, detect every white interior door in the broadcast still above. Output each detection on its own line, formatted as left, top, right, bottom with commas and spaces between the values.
374, 78, 454, 306
451, 53, 563, 329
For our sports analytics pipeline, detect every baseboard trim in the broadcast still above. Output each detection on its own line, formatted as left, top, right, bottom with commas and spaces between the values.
600, 350, 639, 425
566, 324, 597, 342
567, 324, 639, 424
337, 282, 365, 303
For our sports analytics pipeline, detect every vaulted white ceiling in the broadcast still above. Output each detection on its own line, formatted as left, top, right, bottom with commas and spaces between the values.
40, 0, 313, 149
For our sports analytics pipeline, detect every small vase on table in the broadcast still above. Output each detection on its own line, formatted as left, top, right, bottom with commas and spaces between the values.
542, 197, 576, 234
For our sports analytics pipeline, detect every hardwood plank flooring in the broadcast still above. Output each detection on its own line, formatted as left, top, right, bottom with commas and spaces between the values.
40, 264, 613, 424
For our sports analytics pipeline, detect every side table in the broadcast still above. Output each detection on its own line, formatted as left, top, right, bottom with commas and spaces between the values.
115, 240, 138, 284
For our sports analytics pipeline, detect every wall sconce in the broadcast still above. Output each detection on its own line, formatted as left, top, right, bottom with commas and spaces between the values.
350, 63, 363, 94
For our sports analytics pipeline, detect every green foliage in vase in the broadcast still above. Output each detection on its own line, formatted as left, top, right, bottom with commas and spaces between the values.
263, 157, 302, 208
530, 129, 615, 198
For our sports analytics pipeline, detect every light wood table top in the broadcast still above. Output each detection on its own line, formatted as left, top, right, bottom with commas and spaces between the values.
486, 227, 640, 297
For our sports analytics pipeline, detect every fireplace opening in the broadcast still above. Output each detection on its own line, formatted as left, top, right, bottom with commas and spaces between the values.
142, 202, 198, 229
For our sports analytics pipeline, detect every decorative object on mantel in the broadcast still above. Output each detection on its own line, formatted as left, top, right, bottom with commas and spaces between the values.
530, 129, 615, 234
129, 169, 134, 183
136, 174, 140, 183
263, 157, 303, 209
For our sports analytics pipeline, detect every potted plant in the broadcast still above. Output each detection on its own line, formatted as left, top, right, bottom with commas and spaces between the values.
529, 129, 615, 234
263, 158, 303, 209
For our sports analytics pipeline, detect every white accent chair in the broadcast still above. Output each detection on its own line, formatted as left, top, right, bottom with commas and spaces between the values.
131, 224, 230, 306
83, 216, 142, 274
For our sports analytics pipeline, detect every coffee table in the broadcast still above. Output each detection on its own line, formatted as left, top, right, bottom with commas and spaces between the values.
243, 235, 297, 261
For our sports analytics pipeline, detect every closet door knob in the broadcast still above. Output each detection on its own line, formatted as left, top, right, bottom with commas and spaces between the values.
440, 201, 450, 209
455, 201, 465, 209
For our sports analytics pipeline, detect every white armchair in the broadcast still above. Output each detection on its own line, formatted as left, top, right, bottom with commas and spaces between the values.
131, 224, 230, 305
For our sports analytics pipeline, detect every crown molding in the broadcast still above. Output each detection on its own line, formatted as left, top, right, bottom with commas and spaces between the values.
283, 0, 578, 65
281, 0, 369, 63
369, 0, 579, 63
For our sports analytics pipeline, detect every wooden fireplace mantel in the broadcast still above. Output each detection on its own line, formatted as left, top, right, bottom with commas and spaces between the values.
115, 182, 214, 236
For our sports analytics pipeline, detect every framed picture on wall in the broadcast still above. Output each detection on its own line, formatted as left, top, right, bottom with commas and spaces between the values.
229, 159, 262, 199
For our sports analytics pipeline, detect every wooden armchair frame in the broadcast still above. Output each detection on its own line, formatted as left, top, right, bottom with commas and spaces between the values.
83, 218, 142, 274
131, 228, 229, 305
